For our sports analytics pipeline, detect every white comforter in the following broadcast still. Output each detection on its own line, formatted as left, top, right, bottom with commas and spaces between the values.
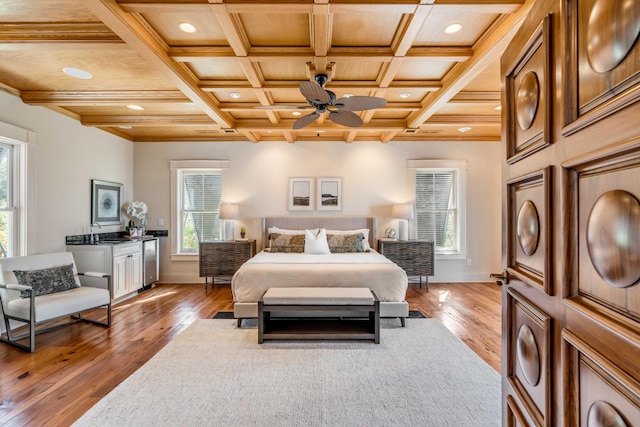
231, 250, 408, 303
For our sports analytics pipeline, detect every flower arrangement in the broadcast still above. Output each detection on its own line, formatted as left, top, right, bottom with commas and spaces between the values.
126, 201, 148, 225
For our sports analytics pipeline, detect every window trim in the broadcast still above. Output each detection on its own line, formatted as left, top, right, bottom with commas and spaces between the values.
169, 160, 229, 261
408, 159, 467, 259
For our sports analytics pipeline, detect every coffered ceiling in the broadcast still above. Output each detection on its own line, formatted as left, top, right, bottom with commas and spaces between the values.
0, 0, 532, 143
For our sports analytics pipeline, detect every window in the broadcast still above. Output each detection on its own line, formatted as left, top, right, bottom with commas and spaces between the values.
0, 120, 36, 257
409, 160, 466, 257
416, 170, 456, 248
0, 143, 13, 258
170, 160, 229, 258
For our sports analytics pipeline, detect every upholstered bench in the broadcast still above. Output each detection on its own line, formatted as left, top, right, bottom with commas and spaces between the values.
258, 287, 380, 344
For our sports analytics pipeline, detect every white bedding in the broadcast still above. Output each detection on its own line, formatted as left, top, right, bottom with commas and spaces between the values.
231, 250, 408, 303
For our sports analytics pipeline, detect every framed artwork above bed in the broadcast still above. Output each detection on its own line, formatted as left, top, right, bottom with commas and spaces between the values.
288, 177, 314, 211
317, 177, 342, 211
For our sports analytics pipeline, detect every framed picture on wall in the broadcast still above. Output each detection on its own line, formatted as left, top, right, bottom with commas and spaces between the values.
91, 179, 123, 225
317, 177, 342, 211
288, 177, 314, 211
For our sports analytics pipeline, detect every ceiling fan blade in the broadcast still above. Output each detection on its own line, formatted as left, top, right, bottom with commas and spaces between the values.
328, 110, 363, 127
336, 96, 387, 111
254, 105, 312, 110
300, 81, 331, 104
292, 111, 320, 130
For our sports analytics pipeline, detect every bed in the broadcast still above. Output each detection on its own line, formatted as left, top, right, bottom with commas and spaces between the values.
232, 217, 409, 325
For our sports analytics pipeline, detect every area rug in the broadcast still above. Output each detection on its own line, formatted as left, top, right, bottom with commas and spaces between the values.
212, 310, 427, 319
73, 319, 500, 427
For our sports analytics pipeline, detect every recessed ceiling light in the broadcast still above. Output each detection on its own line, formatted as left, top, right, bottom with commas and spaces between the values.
343, 93, 354, 98
445, 23, 463, 34
292, 111, 302, 116
399, 92, 411, 99
316, 130, 325, 133
179, 22, 197, 33
229, 92, 241, 99
62, 67, 92, 79
494, 105, 502, 111
458, 126, 472, 133
127, 104, 144, 111
117, 125, 132, 129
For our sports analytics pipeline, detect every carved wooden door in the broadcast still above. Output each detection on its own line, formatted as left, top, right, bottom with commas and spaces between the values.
499, 0, 640, 425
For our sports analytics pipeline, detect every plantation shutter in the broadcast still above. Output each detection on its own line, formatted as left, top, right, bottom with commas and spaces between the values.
183, 173, 222, 242
416, 171, 455, 247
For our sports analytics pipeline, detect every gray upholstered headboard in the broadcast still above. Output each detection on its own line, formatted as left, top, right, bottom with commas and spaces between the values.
262, 216, 378, 249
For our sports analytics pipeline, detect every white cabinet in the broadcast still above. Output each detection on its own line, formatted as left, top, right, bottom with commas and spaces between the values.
112, 243, 143, 298
68, 241, 143, 301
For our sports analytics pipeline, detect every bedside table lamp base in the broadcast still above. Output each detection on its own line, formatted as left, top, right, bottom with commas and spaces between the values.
398, 219, 408, 241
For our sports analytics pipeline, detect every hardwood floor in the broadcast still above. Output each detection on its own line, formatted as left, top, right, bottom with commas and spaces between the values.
0, 281, 501, 426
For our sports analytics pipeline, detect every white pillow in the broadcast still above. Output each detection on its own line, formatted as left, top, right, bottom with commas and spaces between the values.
325, 228, 371, 251
304, 228, 330, 254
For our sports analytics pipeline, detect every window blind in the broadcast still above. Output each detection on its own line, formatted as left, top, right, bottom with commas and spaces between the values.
183, 172, 222, 243
416, 171, 455, 248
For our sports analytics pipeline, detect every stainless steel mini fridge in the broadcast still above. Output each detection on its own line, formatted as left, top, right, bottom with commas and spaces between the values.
142, 238, 159, 289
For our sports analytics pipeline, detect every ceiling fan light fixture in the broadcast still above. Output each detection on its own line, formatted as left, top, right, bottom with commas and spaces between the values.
399, 92, 411, 99
229, 92, 241, 99
445, 23, 463, 34
62, 67, 92, 79
458, 126, 472, 133
179, 22, 197, 33
127, 104, 144, 111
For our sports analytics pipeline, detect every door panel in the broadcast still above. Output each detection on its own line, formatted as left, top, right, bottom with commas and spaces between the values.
506, 288, 552, 426
501, 0, 640, 425
506, 167, 553, 294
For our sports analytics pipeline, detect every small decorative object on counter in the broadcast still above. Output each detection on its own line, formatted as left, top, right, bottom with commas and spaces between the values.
240, 227, 246, 239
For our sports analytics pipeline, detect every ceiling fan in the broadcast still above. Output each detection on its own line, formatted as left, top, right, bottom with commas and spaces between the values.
256, 74, 387, 129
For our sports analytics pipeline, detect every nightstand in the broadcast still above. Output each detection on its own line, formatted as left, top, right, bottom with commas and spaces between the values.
378, 240, 434, 288
199, 240, 256, 289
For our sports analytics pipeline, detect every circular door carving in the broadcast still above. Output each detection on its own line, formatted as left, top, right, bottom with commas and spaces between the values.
587, 0, 640, 73
517, 200, 540, 256
587, 401, 628, 427
516, 71, 539, 131
516, 324, 540, 386
587, 190, 640, 288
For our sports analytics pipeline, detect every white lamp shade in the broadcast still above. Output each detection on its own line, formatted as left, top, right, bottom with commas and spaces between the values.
219, 204, 239, 219
392, 204, 414, 219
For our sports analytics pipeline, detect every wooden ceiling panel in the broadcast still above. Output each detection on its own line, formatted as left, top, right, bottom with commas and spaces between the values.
414, 11, 499, 45
394, 61, 453, 80
331, 13, 403, 47
0, 0, 530, 143
239, 13, 310, 47
0, 0, 97, 22
0, 48, 174, 91
141, 11, 229, 46
186, 58, 247, 80
258, 61, 310, 82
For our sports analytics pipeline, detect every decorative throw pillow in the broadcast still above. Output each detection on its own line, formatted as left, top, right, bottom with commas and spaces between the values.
267, 227, 318, 248
326, 228, 371, 251
14, 263, 79, 298
269, 233, 305, 253
326, 233, 366, 253
304, 228, 331, 254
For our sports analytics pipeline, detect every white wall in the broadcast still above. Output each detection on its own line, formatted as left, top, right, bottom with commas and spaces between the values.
0, 91, 134, 254
134, 140, 502, 283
